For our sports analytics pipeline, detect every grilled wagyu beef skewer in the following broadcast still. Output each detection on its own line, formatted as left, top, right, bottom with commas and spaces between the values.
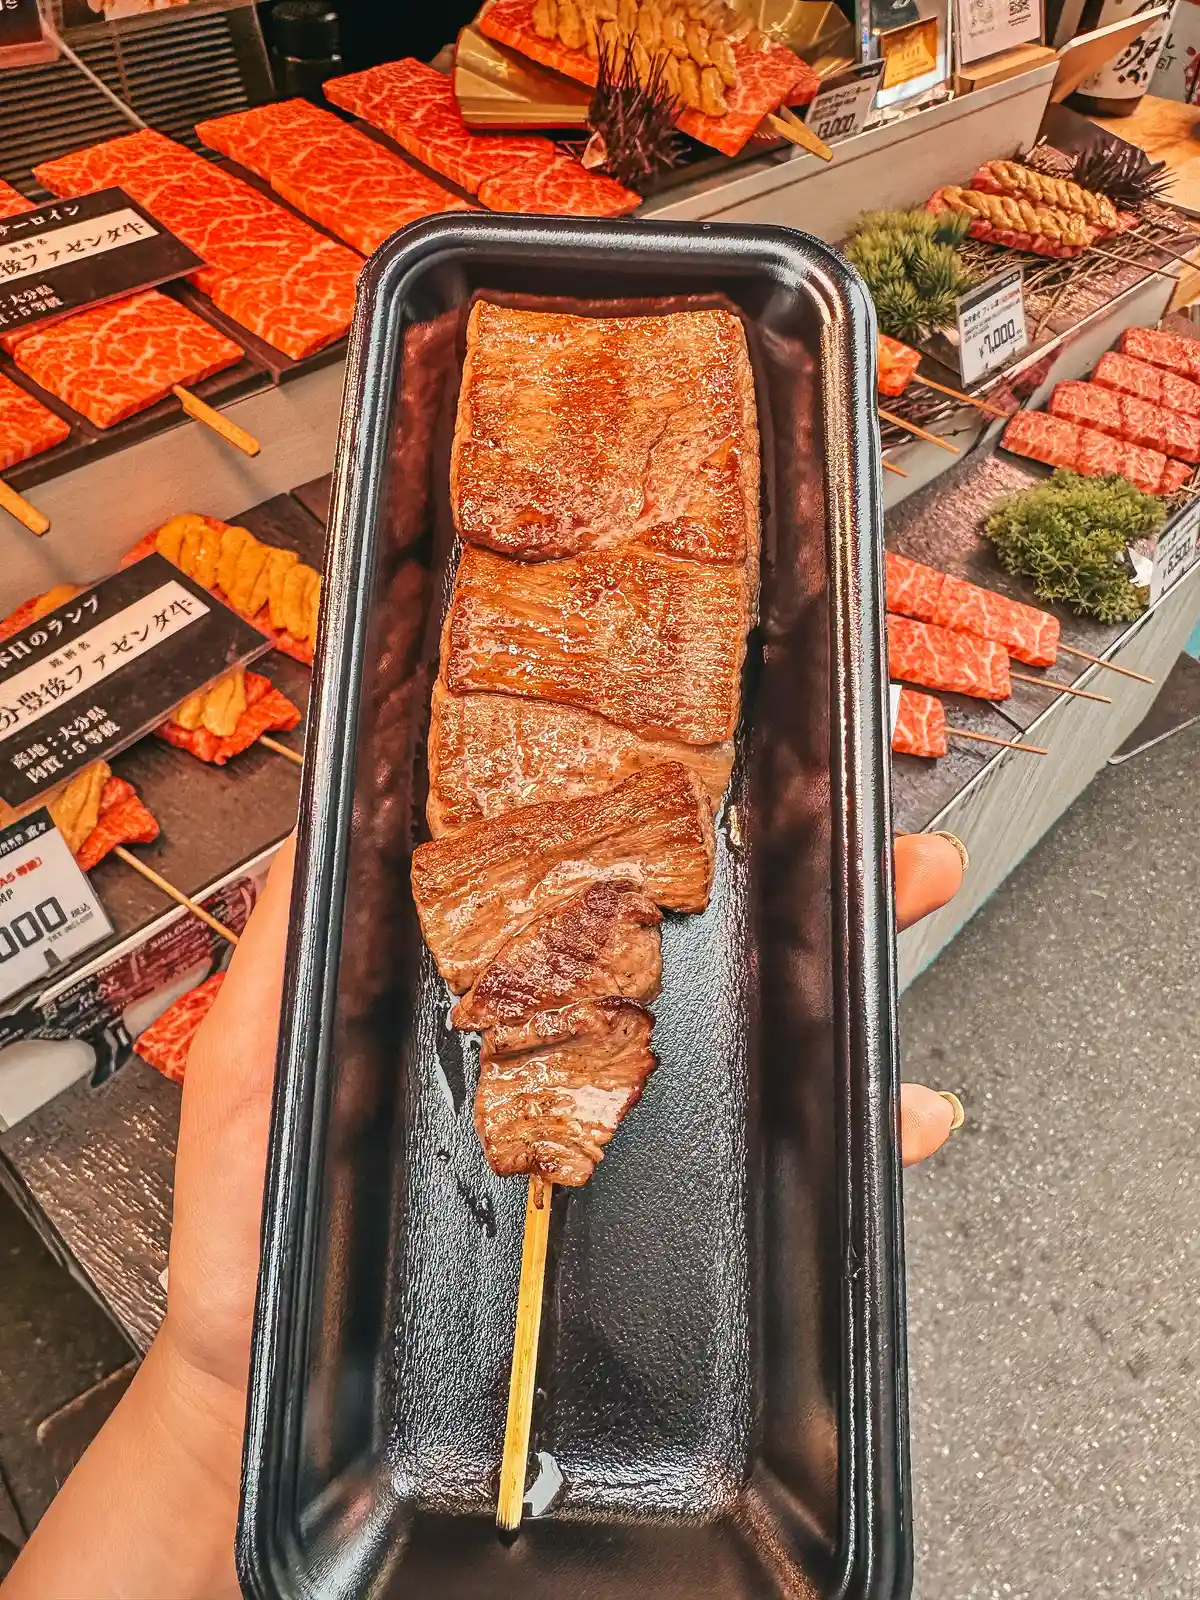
877, 333, 1009, 418
888, 615, 1110, 703
411, 299, 757, 1532
34, 129, 360, 363
885, 551, 1153, 683
891, 685, 1047, 758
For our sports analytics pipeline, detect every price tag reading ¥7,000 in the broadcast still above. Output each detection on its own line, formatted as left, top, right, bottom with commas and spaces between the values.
805, 61, 885, 145
955, 270, 1028, 387
0, 810, 112, 1004
1149, 502, 1200, 605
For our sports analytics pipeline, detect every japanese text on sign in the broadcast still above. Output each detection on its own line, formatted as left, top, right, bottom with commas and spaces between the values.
1149, 501, 1200, 605
0, 208, 158, 285
805, 61, 884, 145
0, 811, 111, 1005
956, 269, 1028, 387
0, 581, 209, 743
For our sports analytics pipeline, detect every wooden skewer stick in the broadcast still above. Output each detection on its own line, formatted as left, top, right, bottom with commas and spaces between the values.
1056, 643, 1154, 684
497, 1175, 553, 1536
172, 385, 261, 458
1086, 244, 1177, 281
763, 111, 833, 164
911, 375, 1011, 419
878, 407, 960, 454
259, 734, 304, 767
112, 845, 240, 945
950, 727, 1048, 755
0, 477, 50, 536
882, 459, 908, 477
1009, 670, 1110, 703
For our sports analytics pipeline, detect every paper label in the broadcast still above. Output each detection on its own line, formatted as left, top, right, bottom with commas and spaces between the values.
955, 0, 1042, 66
0, 811, 111, 1004
1150, 501, 1200, 604
0, 188, 203, 334
880, 16, 941, 86
956, 269, 1029, 386
805, 61, 885, 143
0, 553, 269, 805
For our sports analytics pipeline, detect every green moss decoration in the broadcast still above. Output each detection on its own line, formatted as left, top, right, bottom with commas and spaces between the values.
985, 469, 1162, 623
844, 208, 977, 342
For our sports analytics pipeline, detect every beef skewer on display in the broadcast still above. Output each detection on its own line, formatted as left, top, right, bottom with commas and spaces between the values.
877, 334, 1009, 417
889, 615, 1111, 702
0, 373, 69, 535
1119, 325, 1200, 381
1001, 410, 1193, 495
885, 551, 1154, 682
135, 971, 226, 1083
1049, 381, 1200, 464
408, 298, 756, 1532
1093, 350, 1200, 416
34, 130, 361, 362
891, 686, 1047, 757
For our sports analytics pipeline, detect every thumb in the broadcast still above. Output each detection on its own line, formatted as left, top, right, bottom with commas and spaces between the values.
900, 1083, 963, 1167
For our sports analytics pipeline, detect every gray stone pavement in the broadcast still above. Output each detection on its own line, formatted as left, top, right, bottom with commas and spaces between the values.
904, 725, 1200, 1600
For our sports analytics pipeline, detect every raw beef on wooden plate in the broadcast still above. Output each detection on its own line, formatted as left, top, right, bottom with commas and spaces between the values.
35, 130, 361, 360
195, 99, 474, 254
323, 56, 640, 215
5, 289, 244, 430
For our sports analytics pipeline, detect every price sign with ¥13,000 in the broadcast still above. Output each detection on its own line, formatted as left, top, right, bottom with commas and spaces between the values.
805, 61, 885, 146
955, 270, 1029, 387
1149, 501, 1200, 605
0, 810, 112, 1005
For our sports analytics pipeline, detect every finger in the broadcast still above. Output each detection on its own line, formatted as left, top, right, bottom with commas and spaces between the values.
895, 832, 965, 931
900, 1084, 960, 1166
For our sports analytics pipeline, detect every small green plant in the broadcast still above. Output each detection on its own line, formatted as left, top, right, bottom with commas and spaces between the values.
985, 469, 1162, 623
844, 209, 977, 342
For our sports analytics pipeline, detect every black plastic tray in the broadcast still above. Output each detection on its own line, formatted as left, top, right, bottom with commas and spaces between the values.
238, 214, 904, 1599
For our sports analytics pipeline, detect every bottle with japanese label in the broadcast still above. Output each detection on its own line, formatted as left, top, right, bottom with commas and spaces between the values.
1068, 0, 1180, 115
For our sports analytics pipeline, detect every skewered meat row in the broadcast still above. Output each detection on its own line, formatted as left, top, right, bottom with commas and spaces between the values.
323, 57, 641, 216
451, 302, 758, 565
0, 372, 70, 471
5, 290, 244, 431
889, 615, 1011, 699
124, 514, 321, 664
1049, 380, 1200, 463
1120, 324, 1200, 382
969, 159, 1122, 233
136, 971, 224, 1084
0, 178, 30, 218
1001, 409, 1193, 495
891, 686, 947, 758
195, 98, 475, 255
157, 669, 301, 765
1094, 350, 1200, 417
877, 334, 923, 398
35, 130, 360, 361
3, 760, 159, 870
480, 0, 817, 157
885, 550, 1060, 666
928, 185, 1092, 255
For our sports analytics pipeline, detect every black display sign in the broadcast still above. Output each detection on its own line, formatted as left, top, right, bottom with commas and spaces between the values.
0, 187, 205, 334
0, 553, 270, 805
0, 0, 43, 51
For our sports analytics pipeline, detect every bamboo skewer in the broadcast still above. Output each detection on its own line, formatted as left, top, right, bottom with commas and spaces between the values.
497, 1176, 553, 1537
0, 478, 50, 536
1009, 671, 1110, 703
259, 734, 304, 767
950, 726, 1048, 755
763, 111, 833, 164
1086, 244, 1177, 281
882, 459, 908, 477
878, 406, 960, 454
1056, 642, 1154, 684
172, 385, 261, 457
910, 375, 1011, 419
112, 846, 240, 945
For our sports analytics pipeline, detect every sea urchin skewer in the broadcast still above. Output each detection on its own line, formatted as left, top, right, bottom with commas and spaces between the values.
582, 38, 685, 192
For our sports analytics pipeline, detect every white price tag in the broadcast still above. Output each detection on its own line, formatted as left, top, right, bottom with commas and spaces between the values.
0, 810, 111, 1003
889, 681, 902, 734
1150, 503, 1200, 604
955, 270, 1028, 387
805, 61, 884, 145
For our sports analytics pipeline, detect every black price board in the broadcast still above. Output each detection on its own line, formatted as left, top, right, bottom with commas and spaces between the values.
0, 553, 270, 806
0, 0, 42, 50
0, 188, 205, 334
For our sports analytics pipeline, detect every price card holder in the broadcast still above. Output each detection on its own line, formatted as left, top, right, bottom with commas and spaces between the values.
889, 682, 902, 736
805, 61, 885, 144
0, 810, 112, 1005
1149, 501, 1200, 604
0, 553, 269, 809
955, 269, 1029, 387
